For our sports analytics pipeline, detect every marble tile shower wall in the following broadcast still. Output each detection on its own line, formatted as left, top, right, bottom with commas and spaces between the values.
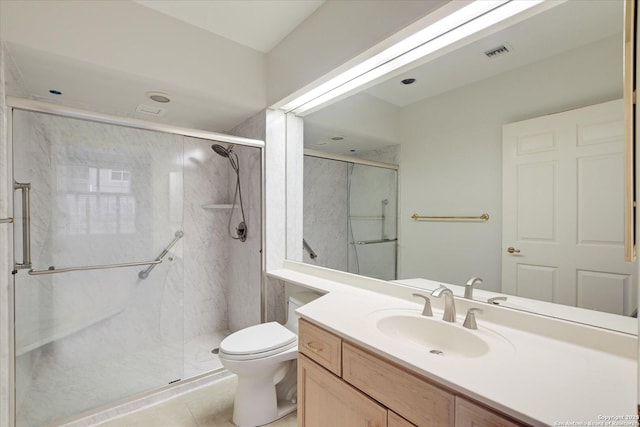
9, 110, 261, 426
227, 111, 265, 331
303, 156, 348, 270
225, 143, 262, 332
183, 136, 230, 340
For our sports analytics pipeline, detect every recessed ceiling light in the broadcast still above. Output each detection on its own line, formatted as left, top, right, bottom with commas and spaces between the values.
331, 136, 345, 141
401, 78, 417, 85
49, 89, 62, 95
146, 91, 171, 103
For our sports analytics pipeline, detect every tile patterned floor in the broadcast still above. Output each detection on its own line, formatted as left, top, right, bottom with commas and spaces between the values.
96, 375, 297, 427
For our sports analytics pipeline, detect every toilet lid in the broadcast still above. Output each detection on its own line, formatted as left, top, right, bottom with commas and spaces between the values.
219, 322, 296, 356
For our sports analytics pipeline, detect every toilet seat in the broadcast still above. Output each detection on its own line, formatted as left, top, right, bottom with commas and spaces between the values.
219, 322, 297, 361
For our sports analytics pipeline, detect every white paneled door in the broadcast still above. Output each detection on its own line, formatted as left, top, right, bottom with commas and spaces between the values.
502, 99, 637, 315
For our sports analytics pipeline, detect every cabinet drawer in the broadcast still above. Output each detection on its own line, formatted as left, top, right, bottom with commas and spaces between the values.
343, 342, 454, 426
298, 318, 342, 376
455, 397, 524, 427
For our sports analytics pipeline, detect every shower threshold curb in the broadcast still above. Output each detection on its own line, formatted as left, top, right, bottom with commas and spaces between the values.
57, 369, 233, 427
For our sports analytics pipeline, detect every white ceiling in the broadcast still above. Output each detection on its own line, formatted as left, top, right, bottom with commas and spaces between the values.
133, 0, 325, 53
366, 0, 622, 108
0, 0, 324, 132
304, 0, 624, 155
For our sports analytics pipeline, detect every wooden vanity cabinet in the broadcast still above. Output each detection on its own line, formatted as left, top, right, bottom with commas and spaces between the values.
455, 398, 521, 427
297, 319, 526, 427
298, 354, 387, 427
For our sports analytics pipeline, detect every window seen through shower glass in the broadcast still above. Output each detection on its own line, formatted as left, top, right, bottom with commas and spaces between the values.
58, 164, 136, 234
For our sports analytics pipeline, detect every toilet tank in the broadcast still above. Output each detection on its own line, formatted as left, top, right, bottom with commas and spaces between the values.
284, 292, 322, 333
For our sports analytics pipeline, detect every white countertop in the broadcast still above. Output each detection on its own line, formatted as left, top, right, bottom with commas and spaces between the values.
268, 263, 638, 427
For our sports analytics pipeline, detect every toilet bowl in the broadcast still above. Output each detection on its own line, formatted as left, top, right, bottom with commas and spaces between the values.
219, 292, 321, 427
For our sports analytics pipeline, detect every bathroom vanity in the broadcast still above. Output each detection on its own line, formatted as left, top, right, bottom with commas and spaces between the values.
271, 263, 637, 427
297, 318, 521, 426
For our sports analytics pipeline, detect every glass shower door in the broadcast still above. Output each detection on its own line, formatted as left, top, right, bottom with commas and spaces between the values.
12, 110, 185, 426
348, 163, 398, 280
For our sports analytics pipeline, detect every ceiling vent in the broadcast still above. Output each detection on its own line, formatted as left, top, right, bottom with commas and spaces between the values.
136, 104, 166, 116
484, 44, 511, 59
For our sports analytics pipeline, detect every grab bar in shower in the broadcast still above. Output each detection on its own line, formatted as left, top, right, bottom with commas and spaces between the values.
138, 230, 184, 279
354, 238, 398, 245
28, 260, 163, 276
14, 181, 32, 270
303, 238, 318, 259
27, 230, 184, 276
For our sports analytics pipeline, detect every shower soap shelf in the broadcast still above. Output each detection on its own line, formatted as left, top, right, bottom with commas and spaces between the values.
201, 204, 233, 209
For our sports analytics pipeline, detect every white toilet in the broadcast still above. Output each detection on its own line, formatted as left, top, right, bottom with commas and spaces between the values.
219, 292, 321, 427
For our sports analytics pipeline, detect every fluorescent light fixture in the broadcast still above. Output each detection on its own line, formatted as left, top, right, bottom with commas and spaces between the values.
282, 0, 544, 114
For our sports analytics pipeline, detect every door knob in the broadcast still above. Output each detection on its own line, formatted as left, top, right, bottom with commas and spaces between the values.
507, 247, 521, 254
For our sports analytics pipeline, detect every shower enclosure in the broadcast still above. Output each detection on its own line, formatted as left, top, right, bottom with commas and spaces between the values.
8, 100, 263, 426
303, 154, 397, 280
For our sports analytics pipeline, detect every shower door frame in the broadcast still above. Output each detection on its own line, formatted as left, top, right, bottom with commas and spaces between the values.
3, 97, 266, 427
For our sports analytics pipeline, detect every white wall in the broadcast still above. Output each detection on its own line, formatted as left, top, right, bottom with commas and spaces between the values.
0, 0, 266, 132
398, 35, 622, 291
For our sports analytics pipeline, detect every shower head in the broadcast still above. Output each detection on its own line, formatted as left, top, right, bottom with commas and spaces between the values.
210, 142, 246, 242
211, 144, 232, 158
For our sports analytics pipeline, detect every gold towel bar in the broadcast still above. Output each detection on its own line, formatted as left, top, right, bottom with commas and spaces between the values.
411, 213, 490, 221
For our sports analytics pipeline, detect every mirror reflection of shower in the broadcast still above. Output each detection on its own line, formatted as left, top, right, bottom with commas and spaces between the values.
211, 143, 247, 242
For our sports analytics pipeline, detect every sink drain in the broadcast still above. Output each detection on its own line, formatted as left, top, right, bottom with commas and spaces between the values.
429, 349, 444, 356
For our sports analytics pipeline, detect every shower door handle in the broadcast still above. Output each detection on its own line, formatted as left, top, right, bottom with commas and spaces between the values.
14, 181, 32, 270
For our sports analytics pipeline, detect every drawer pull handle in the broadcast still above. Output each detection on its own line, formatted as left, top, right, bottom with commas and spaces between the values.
306, 342, 323, 353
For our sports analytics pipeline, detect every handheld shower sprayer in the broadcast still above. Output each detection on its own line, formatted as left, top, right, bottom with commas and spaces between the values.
211, 143, 247, 242
211, 144, 231, 158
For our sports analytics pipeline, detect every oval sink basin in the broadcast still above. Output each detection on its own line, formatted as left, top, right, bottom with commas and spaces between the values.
369, 310, 513, 359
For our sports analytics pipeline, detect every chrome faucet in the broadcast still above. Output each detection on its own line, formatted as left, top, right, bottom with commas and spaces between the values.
431, 285, 456, 322
465, 276, 483, 299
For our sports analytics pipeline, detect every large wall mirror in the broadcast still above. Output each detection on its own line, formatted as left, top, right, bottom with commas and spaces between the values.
303, 152, 398, 280
300, 0, 637, 333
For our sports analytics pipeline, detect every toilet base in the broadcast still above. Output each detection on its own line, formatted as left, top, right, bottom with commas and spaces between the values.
232, 360, 297, 427
232, 378, 297, 427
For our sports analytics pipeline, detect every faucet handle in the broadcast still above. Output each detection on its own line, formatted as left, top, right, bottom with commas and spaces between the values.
412, 293, 433, 317
487, 296, 507, 305
463, 308, 483, 330
465, 276, 483, 299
